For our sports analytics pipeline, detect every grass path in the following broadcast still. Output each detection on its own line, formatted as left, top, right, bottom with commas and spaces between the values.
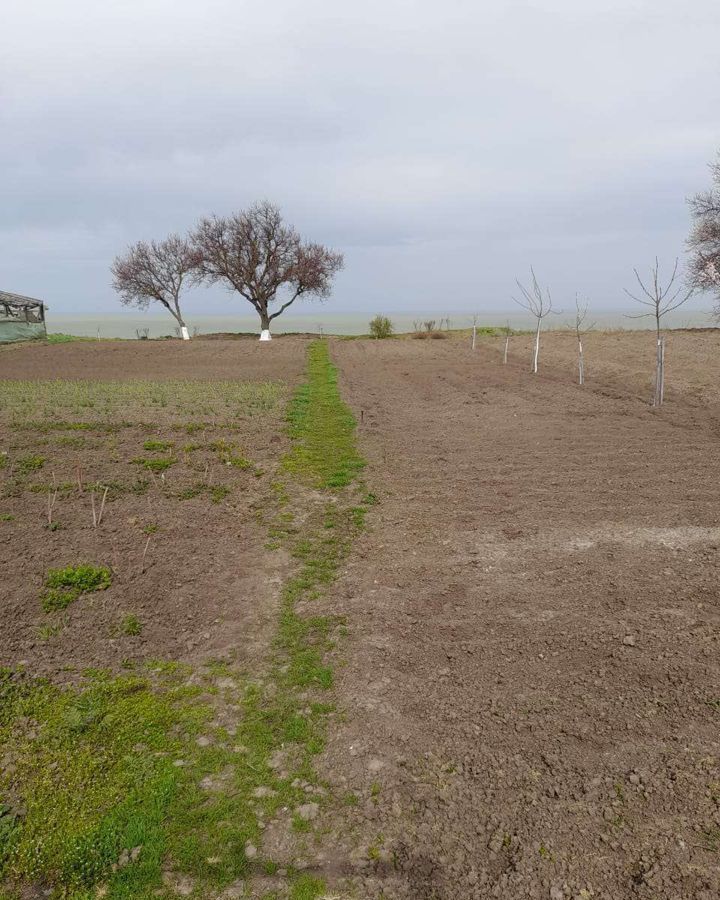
0, 341, 368, 900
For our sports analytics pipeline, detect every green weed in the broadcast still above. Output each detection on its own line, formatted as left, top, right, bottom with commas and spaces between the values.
132, 456, 175, 473
119, 615, 142, 636
41, 564, 112, 613
15, 455, 45, 475
143, 439, 174, 452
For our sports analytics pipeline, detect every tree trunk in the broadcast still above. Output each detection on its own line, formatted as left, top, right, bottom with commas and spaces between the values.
169, 304, 190, 340
654, 334, 665, 407
532, 320, 541, 373
578, 338, 584, 385
259, 308, 271, 342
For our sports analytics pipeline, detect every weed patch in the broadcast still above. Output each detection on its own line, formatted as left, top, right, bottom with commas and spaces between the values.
132, 456, 175, 473
41, 564, 112, 613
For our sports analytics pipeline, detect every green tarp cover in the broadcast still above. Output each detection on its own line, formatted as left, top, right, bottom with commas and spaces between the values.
0, 321, 46, 343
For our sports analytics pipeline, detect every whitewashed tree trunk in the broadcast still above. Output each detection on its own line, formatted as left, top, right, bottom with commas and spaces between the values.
259, 329, 272, 341
654, 335, 665, 406
503, 335, 509, 364
578, 338, 584, 385
180, 326, 190, 340
471, 324, 477, 350
532, 320, 541, 374
660, 336, 665, 404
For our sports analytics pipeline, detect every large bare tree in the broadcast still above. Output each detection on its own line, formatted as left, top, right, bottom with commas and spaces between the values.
688, 154, 720, 316
111, 236, 200, 339
623, 257, 693, 406
512, 268, 555, 374
191, 202, 343, 340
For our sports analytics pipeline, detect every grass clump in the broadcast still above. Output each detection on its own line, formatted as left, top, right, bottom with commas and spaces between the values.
143, 439, 174, 452
41, 564, 112, 612
119, 614, 142, 636
15, 454, 45, 475
284, 341, 365, 488
132, 456, 175, 473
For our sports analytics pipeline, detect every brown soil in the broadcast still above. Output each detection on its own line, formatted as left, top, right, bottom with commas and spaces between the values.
3, 331, 720, 899
315, 333, 720, 900
0, 336, 309, 381
0, 339, 308, 681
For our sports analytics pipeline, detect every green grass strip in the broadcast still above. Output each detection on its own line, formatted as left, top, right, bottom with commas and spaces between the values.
284, 341, 365, 488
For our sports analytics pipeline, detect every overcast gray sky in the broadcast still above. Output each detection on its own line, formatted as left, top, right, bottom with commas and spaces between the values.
2, 0, 719, 318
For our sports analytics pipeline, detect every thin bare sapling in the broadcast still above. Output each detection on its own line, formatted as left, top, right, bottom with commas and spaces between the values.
512, 269, 555, 373
623, 258, 693, 406
502, 320, 511, 365
568, 295, 594, 385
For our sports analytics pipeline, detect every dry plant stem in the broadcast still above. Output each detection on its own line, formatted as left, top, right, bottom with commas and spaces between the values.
47, 472, 58, 527
97, 487, 109, 527
91, 491, 97, 528
76, 465, 84, 494
140, 535, 151, 573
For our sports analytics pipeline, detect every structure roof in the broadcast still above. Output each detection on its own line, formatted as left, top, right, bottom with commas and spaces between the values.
0, 290, 45, 309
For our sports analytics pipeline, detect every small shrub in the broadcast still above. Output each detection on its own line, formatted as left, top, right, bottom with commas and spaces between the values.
0, 514, 14, 522
429, 330, 447, 340
369, 315, 394, 340
41, 564, 112, 612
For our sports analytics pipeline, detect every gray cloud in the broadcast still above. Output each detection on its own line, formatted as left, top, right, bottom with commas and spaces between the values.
2, 0, 719, 317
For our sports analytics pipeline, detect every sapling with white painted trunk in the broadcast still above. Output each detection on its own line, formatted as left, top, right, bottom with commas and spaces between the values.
569, 296, 594, 386
502, 320, 511, 365
512, 269, 555, 374
623, 258, 694, 407
111, 236, 200, 339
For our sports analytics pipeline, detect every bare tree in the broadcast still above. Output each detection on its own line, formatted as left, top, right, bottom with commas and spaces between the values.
512, 268, 554, 373
111, 236, 200, 340
191, 201, 343, 340
568, 295, 594, 386
623, 257, 694, 406
688, 153, 720, 317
